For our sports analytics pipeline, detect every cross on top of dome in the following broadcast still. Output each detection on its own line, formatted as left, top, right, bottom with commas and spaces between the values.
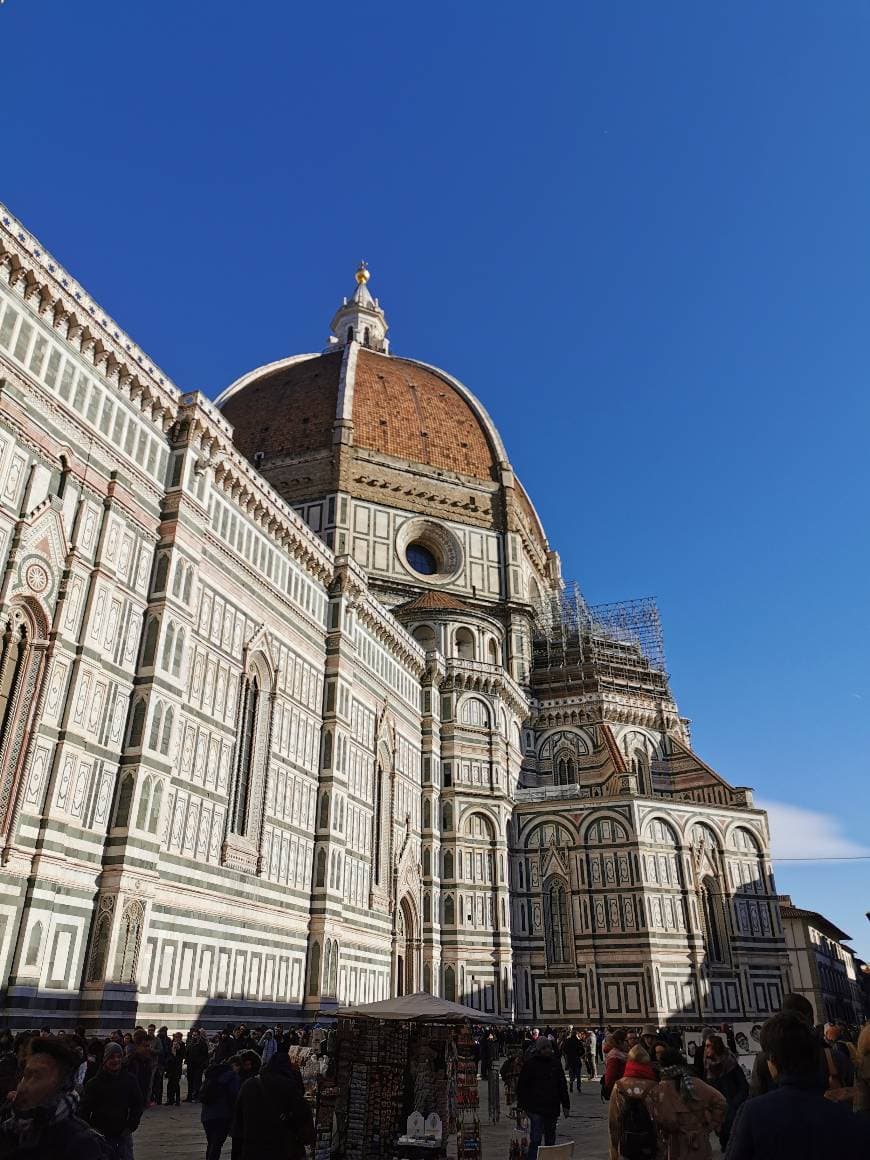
327, 261, 389, 353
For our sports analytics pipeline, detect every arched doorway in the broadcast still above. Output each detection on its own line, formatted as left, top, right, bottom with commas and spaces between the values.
396, 896, 416, 996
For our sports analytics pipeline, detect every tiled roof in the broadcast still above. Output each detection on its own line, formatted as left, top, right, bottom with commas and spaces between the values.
221, 352, 342, 460
395, 590, 470, 614
220, 348, 500, 482
352, 350, 497, 480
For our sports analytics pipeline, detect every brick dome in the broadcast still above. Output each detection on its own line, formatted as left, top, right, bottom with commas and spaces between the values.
218, 347, 503, 482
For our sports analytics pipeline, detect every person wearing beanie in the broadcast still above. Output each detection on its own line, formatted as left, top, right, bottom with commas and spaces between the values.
79, 1041, 144, 1160
0, 1036, 111, 1159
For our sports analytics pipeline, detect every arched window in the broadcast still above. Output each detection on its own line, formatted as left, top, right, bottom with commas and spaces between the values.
135, 777, 152, 830
423, 799, 431, 830
443, 894, 455, 926
0, 607, 49, 835
423, 962, 432, 993
114, 774, 135, 829
148, 703, 164, 751
148, 781, 163, 834
423, 892, 431, 923
141, 617, 159, 667
412, 625, 436, 652
363, 327, 371, 347
161, 623, 175, 671
566, 759, 576, 782
128, 699, 146, 748
329, 941, 339, 993
443, 850, 454, 879
172, 629, 185, 678
115, 900, 144, 984
24, 921, 42, 968
182, 569, 193, 604
232, 675, 259, 834
487, 638, 499, 665
454, 628, 475, 661
442, 803, 453, 832
557, 758, 567, 784
544, 879, 570, 964
153, 554, 169, 595
160, 707, 174, 755
423, 848, 431, 877
319, 792, 330, 830
315, 847, 327, 888
444, 964, 456, 1001
86, 912, 111, 983
308, 941, 321, 995
701, 875, 726, 963
346, 326, 354, 344
171, 560, 183, 597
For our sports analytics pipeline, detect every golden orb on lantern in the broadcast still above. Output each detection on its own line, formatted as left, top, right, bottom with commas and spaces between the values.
355, 261, 370, 285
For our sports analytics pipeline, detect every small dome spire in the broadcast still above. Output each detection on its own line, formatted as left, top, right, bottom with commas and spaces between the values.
327, 261, 389, 354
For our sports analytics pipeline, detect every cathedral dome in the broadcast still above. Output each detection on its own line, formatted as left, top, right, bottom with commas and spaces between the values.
217, 346, 503, 482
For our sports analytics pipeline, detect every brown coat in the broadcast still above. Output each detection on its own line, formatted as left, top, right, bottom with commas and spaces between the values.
646, 1076, 726, 1160
608, 1073, 658, 1160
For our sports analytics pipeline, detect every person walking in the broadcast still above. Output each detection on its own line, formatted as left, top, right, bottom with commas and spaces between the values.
854, 1022, 870, 1117
199, 1055, 241, 1160
185, 1029, 209, 1102
231, 1048, 313, 1160
516, 1037, 570, 1160
581, 1030, 595, 1079
702, 1033, 748, 1152
561, 1030, 584, 1095
607, 1044, 658, 1160
725, 1012, 870, 1158
164, 1036, 185, 1107
645, 1048, 725, 1160
0, 1037, 111, 1159
124, 1033, 155, 1113
79, 1042, 144, 1160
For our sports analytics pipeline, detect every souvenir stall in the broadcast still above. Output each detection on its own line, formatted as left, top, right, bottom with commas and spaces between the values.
332, 993, 505, 1160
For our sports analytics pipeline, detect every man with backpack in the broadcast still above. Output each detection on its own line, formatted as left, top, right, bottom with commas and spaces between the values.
231, 1047, 313, 1160
607, 1045, 658, 1160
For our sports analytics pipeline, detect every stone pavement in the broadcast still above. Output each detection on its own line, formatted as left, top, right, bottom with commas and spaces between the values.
135, 1077, 613, 1160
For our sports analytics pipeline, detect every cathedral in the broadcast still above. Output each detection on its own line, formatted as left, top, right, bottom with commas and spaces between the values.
0, 204, 789, 1030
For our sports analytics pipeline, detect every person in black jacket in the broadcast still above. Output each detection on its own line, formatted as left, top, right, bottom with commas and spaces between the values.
231, 1049, 313, 1160
80, 1042, 144, 1160
561, 1030, 584, 1093
200, 1057, 241, 1160
703, 1034, 748, 1151
164, 1035, 185, 1107
725, 1012, 870, 1160
0, 1036, 111, 1160
185, 1029, 210, 1102
516, 1037, 570, 1160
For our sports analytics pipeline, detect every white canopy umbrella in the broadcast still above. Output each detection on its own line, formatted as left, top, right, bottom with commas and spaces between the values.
337, 990, 507, 1024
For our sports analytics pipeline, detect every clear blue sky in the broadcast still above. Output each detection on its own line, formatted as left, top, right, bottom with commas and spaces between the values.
3, 2, 868, 958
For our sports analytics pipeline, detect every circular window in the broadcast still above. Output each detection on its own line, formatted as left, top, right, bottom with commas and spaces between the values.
406, 542, 439, 575
396, 518, 463, 583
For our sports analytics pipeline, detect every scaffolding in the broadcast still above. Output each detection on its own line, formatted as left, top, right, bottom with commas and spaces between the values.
532, 581, 669, 695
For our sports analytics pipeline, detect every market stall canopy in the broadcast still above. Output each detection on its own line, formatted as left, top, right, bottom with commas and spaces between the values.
337, 991, 507, 1024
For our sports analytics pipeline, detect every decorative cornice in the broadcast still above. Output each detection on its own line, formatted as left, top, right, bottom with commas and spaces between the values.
0, 204, 179, 427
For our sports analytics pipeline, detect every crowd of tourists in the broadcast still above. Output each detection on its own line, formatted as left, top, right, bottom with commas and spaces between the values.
0, 1022, 317, 1159
0, 1005, 867, 1159
504, 1000, 869, 1160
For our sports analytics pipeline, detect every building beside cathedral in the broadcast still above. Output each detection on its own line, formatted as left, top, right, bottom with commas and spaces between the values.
0, 204, 790, 1029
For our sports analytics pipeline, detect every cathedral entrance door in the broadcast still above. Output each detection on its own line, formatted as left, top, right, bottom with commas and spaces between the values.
396, 896, 415, 996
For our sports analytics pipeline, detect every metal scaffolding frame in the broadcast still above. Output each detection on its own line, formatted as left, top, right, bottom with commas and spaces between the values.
533, 581, 667, 676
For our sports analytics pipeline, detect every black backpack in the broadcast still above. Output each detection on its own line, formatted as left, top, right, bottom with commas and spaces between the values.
618, 1095, 657, 1160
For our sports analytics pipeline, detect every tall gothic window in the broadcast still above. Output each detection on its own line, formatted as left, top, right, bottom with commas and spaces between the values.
544, 879, 570, 964
115, 900, 144, 984
0, 607, 46, 836
233, 676, 259, 834
701, 875, 726, 963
